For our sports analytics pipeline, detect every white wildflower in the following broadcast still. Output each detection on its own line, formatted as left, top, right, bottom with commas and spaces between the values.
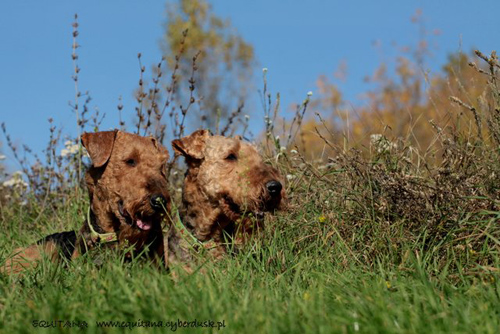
82, 147, 89, 158
69, 144, 79, 154
354, 322, 359, 331
5, 180, 16, 186
280, 146, 286, 152
286, 174, 295, 181
244, 114, 250, 120
370, 134, 383, 144
0, 154, 6, 160
61, 140, 83, 157
275, 135, 280, 141
291, 149, 298, 154
370, 134, 396, 153
262, 67, 268, 73
3, 171, 27, 188
307, 91, 313, 96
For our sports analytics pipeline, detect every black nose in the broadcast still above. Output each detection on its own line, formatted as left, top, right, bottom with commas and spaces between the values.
150, 194, 167, 211
266, 180, 282, 197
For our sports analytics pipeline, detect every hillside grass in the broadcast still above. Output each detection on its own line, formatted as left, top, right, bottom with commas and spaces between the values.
0, 190, 499, 334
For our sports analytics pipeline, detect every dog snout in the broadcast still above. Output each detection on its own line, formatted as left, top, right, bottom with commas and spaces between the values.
150, 194, 167, 212
266, 180, 282, 197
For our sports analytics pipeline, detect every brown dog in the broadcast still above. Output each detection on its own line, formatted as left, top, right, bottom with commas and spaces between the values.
3, 130, 171, 274
167, 130, 285, 264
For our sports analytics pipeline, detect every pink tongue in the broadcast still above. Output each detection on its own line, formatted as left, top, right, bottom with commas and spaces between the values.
136, 219, 151, 231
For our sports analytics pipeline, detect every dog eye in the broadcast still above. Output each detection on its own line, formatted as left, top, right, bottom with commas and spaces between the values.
225, 153, 237, 161
125, 158, 137, 167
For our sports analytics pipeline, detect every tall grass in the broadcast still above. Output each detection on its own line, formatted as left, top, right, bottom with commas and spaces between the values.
1, 201, 499, 333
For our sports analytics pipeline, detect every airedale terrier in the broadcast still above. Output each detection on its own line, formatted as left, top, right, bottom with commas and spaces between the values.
167, 129, 285, 263
3, 130, 170, 274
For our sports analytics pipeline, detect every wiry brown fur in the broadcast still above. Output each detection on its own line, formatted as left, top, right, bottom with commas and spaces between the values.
3, 130, 171, 274
168, 130, 285, 264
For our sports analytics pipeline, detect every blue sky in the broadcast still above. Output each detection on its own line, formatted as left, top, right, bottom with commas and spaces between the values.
1, 0, 499, 168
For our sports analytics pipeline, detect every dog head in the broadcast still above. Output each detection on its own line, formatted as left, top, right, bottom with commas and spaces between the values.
172, 130, 284, 240
82, 130, 171, 234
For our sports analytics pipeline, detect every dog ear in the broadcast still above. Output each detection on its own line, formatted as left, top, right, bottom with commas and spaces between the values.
81, 130, 118, 167
172, 129, 209, 160
151, 137, 170, 161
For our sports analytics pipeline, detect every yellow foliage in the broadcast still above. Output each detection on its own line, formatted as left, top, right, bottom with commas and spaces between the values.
293, 51, 492, 160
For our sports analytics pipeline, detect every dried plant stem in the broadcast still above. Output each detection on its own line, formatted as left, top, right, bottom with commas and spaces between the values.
449, 96, 482, 139
71, 14, 82, 188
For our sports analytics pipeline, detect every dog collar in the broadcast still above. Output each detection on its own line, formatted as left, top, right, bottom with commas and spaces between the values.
87, 208, 118, 244
169, 205, 218, 252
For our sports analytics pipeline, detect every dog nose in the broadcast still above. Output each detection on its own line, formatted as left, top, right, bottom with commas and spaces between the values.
266, 180, 282, 197
150, 194, 167, 211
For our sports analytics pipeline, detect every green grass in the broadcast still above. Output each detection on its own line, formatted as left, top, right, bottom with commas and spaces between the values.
1, 200, 499, 334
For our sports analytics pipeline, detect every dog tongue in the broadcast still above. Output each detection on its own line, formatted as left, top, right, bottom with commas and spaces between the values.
136, 219, 151, 231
